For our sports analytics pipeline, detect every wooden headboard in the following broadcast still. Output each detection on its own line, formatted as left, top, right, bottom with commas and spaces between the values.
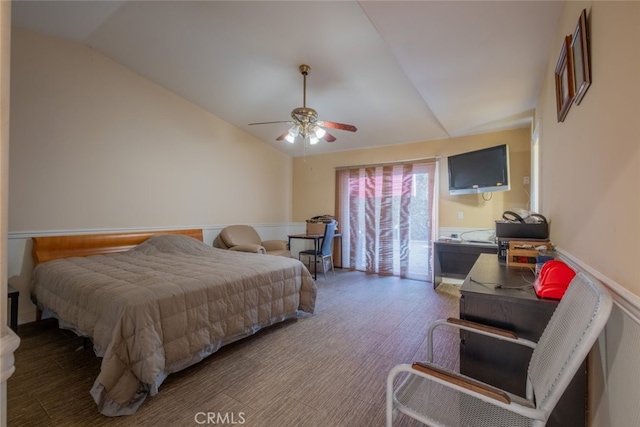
32, 228, 204, 265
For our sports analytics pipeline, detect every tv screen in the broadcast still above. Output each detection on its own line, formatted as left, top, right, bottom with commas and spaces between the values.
448, 144, 510, 195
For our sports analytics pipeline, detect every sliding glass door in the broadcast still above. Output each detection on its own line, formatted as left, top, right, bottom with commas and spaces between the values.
336, 159, 438, 281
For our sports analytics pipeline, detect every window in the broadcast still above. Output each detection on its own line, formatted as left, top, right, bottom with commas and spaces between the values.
531, 121, 541, 212
336, 159, 438, 281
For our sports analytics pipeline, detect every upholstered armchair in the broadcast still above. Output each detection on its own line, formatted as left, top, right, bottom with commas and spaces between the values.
213, 225, 292, 257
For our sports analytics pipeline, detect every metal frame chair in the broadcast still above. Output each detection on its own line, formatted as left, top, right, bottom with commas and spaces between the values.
298, 220, 336, 279
386, 271, 612, 426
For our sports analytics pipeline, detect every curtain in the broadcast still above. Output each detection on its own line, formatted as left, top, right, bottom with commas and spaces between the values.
336, 159, 438, 281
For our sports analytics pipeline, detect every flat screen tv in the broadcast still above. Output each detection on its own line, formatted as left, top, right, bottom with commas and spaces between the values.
448, 144, 510, 195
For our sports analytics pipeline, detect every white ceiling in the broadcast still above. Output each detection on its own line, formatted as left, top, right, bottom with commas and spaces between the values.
11, 1, 564, 157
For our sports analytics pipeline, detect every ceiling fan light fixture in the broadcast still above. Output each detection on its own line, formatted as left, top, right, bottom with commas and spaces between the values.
285, 125, 301, 143
288, 125, 300, 137
309, 136, 319, 145
313, 127, 326, 139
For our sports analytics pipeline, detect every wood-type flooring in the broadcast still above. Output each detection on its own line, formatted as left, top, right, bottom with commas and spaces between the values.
7, 270, 460, 426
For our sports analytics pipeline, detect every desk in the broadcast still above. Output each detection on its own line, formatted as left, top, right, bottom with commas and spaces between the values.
288, 233, 342, 280
8, 285, 19, 333
433, 240, 497, 289
459, 254, 585, 427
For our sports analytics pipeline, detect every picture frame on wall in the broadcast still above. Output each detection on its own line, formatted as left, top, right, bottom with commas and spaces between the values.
554, 35, 574, 122
571, 9, 591, 105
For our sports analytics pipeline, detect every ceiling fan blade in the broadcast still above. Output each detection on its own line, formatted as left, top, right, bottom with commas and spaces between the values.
320, 121, 357, 132
323, 132, 337, 143
275, 130, 289, 141
248, 121, 292, 126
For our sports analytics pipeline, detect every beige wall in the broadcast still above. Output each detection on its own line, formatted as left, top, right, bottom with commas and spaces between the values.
292, 127, 531, 229
9, 28, 293, 233
535, 1, 639, 296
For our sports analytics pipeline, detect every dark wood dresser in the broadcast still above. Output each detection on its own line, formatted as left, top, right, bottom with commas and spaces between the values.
433, 240, 497, 289
459, 254, 586, 427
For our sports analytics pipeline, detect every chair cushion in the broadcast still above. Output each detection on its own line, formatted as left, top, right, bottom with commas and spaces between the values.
228, 243, 266, 254
262, 240, 288, 252
299, 249, 321, 256
267, 249, 293, 258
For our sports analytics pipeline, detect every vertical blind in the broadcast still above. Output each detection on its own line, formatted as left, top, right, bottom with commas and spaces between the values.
335, 159, 438, 281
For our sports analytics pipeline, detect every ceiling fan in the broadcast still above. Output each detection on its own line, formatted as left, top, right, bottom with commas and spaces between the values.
249, 64, 357, 145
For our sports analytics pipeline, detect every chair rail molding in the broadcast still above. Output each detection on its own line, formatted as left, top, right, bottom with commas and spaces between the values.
557, 248, 640, 323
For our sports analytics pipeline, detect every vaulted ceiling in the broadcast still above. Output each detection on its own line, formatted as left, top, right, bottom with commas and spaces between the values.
12, 1, 564, 157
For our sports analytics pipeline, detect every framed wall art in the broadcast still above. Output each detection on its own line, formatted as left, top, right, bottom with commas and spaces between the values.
571, 9, 591, 105
554, 35, 574, 122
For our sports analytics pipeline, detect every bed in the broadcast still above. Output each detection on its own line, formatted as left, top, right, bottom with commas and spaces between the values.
30, 229, 316, 416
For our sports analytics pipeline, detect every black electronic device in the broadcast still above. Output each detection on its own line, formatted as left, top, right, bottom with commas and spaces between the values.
501, 209, 547, 224
448, 144, 510, 195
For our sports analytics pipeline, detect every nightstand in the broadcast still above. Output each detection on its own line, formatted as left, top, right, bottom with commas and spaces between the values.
7, 285, 19, 333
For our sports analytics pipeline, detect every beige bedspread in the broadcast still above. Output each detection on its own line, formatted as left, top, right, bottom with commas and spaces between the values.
32, 234, 316, 416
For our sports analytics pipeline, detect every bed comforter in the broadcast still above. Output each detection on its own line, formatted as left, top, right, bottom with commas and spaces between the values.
31, 234, 316, 416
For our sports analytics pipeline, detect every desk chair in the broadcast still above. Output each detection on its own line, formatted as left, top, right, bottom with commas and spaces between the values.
386, 271, 612, 426
299, 221, 336, 279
